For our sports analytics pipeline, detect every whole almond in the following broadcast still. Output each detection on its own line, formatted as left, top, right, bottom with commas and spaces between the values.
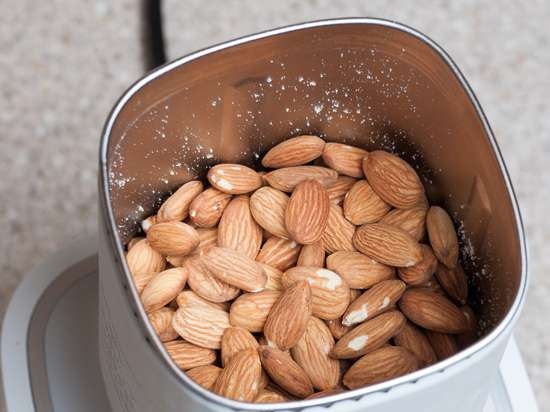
127, 236, 143, 251
141, 215, 157, 233
185, 256, 240, 303
203, 247, 267, 292
322, 142, 368, 178
254, 388, 288, 403
291, 317, 340, 390
148, 307, 178, 342
426, 206, 459, 268
325, 291, 360, 339
207, 163, 263, 194
398, 244, 438, 285
264, 166, 338, 193
456, 305, 477, 348
250, 187, 290, 239
229, 291, 281, 332
214, 348, 262, 402
435, 263, 468, 305
331, 310, 406, 359
285, 180, 330, 245
322, 204, 356, 253
221, 327, 260, 366
157, 180, 204, 223
264, 280, 312, 350
218, 196, 262, 259
141, 267, 188, 312
259, 345, 314, 398
393, 321, 437, 367
425, 331, 458, 360
297, 240, 325, 267
189, 188, 232, 228
282, 267, 350, 320
165, 255, 188, 267
342, 280, 406, 326
399, 288, 468, 334
380, 207, 427, 241
261, 263, 283, 291
344, 180, 390, 225
343, 346, 418, 389
362, 150, 425, 208
186, 365, 222, 390
326, 176, 358, 205
262, 135, 325, 168
132, 272, 156, 294
147, 221, 200, 256
195, 227, 218, 256
353, 223, 422, 267
305, 387, 345, 400
326, 251, 395, 289
164, 340, 216, 370
256, 236, 301, 270
126, 239, 166, 279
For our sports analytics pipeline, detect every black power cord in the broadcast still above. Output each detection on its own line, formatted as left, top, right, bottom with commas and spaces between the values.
142, 0, 167, 71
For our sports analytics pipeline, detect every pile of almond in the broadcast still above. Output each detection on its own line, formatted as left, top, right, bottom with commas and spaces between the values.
125, 135, 476, 403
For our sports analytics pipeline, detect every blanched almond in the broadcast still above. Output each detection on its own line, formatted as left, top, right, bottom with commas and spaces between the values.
157, 180, 204, 222
326, 251, 395, 289
147, 221, 200, 256
207, 163, 263, 194
262, 135, 325, 168
189, 188, 232, 228
250, 187, 290, 239
322, 142, 368, 178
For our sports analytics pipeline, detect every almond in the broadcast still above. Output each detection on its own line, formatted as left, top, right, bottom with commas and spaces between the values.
399, 289, 468, 334
195, 227, 218, 255
326, 176, 357, 205
207, 163, 263, 194
185, 256, 240, 303
221, 327, 260, 366
254, 388, 288, 403
141, 267, 188, 312
330, 310, 406, 359
264, 166, 338, 193
456, 305, 477, 348
285, 180, 330, 244
256, 236, 301, 271
148, 307, 178, 342
435, 263, 468, 305
261, 263, 283, 291
291, 317, 340, 390
147, 221, 200, 256
157, 180, 204, 223
218, 195, 262, 259
141, 215, 157, 233
343, 346, 418, 389
305, 387, 345, 400
249, 187, 290, 239
126, 238, 166, 279
426, 206, 459, 268
214, 348, 262, 402
393, 321, 437, 367
132, 272, 156, 294
342, 280, 406, 326
282, 267, 350, 320
380, 207, 427, 241
322, 204, 356, 253
353, 223, 422, 267
186, 365, 222, 390
259, 345, 314, 398
189, 188, 232, 228
362, 150, 425, 208
264, 280, 312, 350
165, 255, 188, 267
326, 318, 352, 341
229, 291, 281, 332
172, 291, 230, 349
343, 180, 391, 225
202, 247, 267, 292
326, 251, 395, 289
127, 236, 143, 251
398, 244, 438, 285
322, 142, 368, 178
425, 331, 458, 360
416, 277, 446, 296
164, 340, 217, 370
262, 135, 325, 168
297, 240, 325, 267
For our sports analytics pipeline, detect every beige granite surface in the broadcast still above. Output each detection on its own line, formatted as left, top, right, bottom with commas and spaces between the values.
0, 1, 548, 410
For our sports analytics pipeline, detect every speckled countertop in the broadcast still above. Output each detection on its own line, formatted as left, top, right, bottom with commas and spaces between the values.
1, 1, 548, 410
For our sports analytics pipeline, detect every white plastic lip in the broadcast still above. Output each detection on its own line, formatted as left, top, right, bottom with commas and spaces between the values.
98, 18, 528, 411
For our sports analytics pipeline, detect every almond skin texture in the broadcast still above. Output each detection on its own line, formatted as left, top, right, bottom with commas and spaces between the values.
256, 236, 301, 271
259, 345, 314, 398
393, 321, 437, 367
380, 207, 427, 241
141, 267, 188, 312
189, 188, 232, 228
343, 346, 419, 389
285, 180, 330, 245
322, 204, 356, 253
202, 247, 267, 292
147, 221, 200, 256
322, 142, 368, 178
262, 135, 325, 168
126, 239, 166, 279
185, 256, 240, 303
435, 263, 468, 305
425, 331, 458, 360
261, 263, 283, 291
249, 187, 290, 239
157, 180, 204, 223
343, 180, 391, 225
326, 251, 395, 289
127, 236, 144, 251
305, 387, 345, 400
399, 289, 468, 334
214, 348, 262, 402
326, 176, 357, 205
164, 340, 217, 371
218, 195, 263, 259
398, 244, 438, 285
148, 307, 178, 342
207, 163, 263, 194
331, 310, 406, 359
353, 223, 423, 267
229, 291, 281, 332
426, 206, 459, 269
264, 280, 312, 350
342, 280, 406, 326
221, 327, 259, 366
186, 365, 222, 390
362, 150, 425, 208
264, 166, 338, 193
297, 240, 325, 267
291, 317, 340, 390
254, 388, 288, 403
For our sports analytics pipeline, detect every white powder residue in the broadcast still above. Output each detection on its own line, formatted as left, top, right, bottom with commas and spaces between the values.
315, 269, 342, 290
215, 178, 234, 191
380, 296, 390, 309
343, 304, 369, 326
347, 335, 369, 351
